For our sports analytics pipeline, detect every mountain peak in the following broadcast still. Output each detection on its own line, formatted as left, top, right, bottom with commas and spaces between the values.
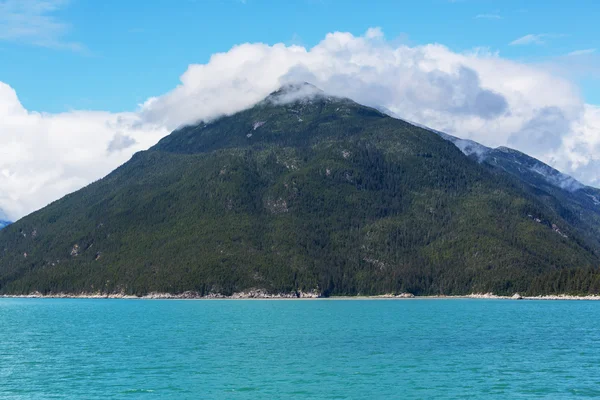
269, 81, 320, 95
265, 82, 327, 105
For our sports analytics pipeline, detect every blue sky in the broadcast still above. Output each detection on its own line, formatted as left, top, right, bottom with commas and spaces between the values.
1, 0, 598, 113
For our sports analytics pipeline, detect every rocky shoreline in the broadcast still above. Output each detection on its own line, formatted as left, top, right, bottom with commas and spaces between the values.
463, 292, 600, 301
0, 289, 322, 300
2, 290, 600, 300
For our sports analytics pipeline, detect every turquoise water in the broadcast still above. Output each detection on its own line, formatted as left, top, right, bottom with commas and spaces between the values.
1, 299, 600, 399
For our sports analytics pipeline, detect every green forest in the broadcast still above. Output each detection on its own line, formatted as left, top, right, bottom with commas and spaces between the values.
1, 88, 600, 296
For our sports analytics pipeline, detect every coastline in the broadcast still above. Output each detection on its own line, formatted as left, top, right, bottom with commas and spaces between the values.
2, 291, 600, 301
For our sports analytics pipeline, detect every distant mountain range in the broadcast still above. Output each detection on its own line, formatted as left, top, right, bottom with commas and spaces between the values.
0, 209, 11, 230
1, 83, 599, 297
432, 130, 585, 192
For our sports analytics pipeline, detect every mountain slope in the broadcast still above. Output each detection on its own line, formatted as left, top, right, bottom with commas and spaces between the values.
1, 85, 600, 296
431, 130, 600, 251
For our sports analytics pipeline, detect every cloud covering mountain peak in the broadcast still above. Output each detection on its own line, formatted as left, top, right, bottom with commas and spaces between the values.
0, 28, 599, 219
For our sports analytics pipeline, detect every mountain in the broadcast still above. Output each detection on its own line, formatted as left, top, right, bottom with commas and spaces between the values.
1, 83, 600, 297
430, 130, 600, 252
435, 130, 584, 192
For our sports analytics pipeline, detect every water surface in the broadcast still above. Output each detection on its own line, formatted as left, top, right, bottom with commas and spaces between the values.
1, 299, 599, 399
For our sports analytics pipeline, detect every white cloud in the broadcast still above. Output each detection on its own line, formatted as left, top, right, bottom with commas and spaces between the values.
107, 133, 137, 153
0, 82, 167, 219
1, 27, 599, 220
0, 0, 85, 51
475, 14, 502, 20
510, 33, 564, 46
567, 48, 596, 56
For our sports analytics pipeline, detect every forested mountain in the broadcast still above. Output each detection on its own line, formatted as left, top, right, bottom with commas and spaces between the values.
433, 131, 600, 253
1, 83, 600, 296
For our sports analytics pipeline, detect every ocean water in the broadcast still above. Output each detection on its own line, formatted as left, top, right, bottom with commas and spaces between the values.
1, 299, 600, 399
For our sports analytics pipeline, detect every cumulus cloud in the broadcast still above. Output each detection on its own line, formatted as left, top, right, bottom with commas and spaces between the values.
107, 133, 137, 153
1, 27, 599, 220
508, 107, 571, 153
0, 82, 167, 219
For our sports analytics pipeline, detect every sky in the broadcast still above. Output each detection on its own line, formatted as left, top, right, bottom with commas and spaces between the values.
0, 0, 599, 220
